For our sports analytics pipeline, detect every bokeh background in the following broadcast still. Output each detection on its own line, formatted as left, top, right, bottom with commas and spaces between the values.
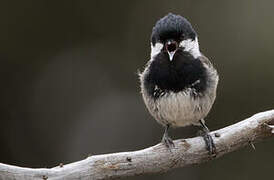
1, 0, 274, 179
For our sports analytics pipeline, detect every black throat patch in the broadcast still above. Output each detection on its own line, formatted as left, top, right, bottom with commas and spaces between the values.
144, 50, 207, 99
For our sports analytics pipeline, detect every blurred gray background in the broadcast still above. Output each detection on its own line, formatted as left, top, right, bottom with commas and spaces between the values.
1, 0, 274, 180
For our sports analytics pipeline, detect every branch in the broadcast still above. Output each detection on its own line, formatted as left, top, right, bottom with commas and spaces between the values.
1, 110, 274, 180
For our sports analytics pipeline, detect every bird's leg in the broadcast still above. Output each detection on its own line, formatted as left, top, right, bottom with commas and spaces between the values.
162, 124, 175, 148
199, 119, 216, 155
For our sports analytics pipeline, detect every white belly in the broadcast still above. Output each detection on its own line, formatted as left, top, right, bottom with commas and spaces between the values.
143, 89, 215, 127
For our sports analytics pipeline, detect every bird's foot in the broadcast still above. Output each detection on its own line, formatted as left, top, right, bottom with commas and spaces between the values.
162, 133, 175, 149
198, 131, 217, 157
201, 131, 216, 156
199, 120, 217, 156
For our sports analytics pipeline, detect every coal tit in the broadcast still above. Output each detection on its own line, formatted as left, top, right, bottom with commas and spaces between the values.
139, 13, 219, 154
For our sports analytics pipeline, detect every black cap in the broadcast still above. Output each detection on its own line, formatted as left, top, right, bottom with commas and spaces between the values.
151, 13, 197, 46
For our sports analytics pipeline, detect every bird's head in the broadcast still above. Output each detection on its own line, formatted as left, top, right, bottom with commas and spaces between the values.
150, 13, 201, 61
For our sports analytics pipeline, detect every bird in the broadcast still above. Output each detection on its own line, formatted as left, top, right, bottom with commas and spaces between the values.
139, 13, 219, 154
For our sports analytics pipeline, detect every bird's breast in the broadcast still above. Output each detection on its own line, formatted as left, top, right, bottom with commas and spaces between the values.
144, 51, 208, 97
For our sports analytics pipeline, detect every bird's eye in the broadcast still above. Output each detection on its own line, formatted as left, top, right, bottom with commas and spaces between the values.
165, 41, 178, 52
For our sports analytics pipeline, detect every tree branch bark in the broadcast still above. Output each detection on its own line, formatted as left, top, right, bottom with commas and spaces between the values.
1, 110, 274, 180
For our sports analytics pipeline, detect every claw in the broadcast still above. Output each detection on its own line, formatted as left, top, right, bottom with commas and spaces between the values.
162, 124, 175, 149
202, 132, 216, 155
162, 133, 175, 149
199, 120, 217, 156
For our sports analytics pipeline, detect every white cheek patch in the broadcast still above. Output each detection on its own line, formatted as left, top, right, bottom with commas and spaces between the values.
151, 42, 164, 59
179, 37, 201, 59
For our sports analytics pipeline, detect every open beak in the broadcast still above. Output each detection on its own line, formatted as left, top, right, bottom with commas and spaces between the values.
165, 40, 178, 61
